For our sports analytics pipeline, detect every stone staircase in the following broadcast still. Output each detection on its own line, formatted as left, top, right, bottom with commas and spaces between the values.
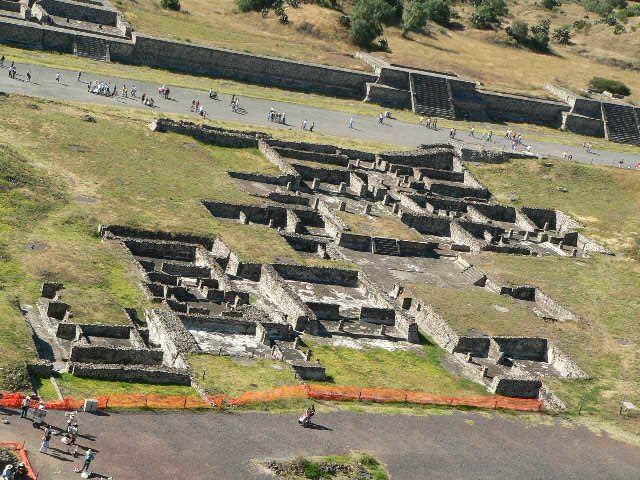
372, 237, 400, 256
411, 73, 456, 119
602, 102, 640, 145
73, 35, 110, 62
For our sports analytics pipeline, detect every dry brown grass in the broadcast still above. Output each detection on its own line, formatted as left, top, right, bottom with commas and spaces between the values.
336, 210, 425, 241
114, 0, 640, 102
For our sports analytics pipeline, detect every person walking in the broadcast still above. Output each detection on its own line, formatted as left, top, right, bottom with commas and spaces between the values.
82, 449, 95, 472
309, 121, 314, 132
20, 396, 29, 419
348, 117, 354, 129
39, 426, 52, 454
77, 71, 82, 82
56, 72, 60, 83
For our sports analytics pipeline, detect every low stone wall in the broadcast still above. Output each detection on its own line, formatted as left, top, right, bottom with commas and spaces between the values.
359, 306, 395, 325
365, 82, 411, 109
258, 140, 300, 179
70, 345, 164, 365
414, 304, 460, 351
492, 337, 548, 362
265, 139, 376, 162
101, 225, 214, 249
0, 0, 20, 12
150, 118, 259, 148
305, 302, 341, 320
400, 212, 451, 237
338, 232, 372, 252
272, 263, 359, 287
27, 360, 55, 377
377, 148, 454, 171
259, 265, 317, 332
290, 163, 350, 184
272, 146, 350, 167
146, 308, 197, 369
490, 377, 542, 398
71, 362, 191, 385
123, 239, 196, 262
181, 315, 256, 335
317, 199, 347, 238
563, 113, 604, 137
227, 171, 292, 187
40, 0, 118, 25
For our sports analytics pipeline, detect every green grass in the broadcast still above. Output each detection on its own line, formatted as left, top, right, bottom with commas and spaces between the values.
466, 157, 640, 432
263, 452, 389, 480
31, 376, 60, 401
51, 372, 197, 398
404, 283, 545, 337
190, 355, 299, 397
306, 339, 488, 396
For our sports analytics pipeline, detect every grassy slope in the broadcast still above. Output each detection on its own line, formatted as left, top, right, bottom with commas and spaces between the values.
336, 210, 425, 241
113, 0, 640, 102
466, 157, 640, 428
190, 341, 487, 399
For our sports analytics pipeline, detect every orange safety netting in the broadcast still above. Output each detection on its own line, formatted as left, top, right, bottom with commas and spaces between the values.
0, 442, 37, 480
1, 388, 543, 413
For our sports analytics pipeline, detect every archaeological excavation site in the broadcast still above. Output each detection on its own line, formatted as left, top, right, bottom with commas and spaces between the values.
19, 117, 615, 410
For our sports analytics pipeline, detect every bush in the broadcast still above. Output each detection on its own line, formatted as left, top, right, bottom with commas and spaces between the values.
303, 461, 323, 480
588, 76, 631, 96
160, 0, 180, 10
425, 0, 451, 25
552, 25, 571, 44
471, 0, 507, 28
541, 0, 560, 9
349, 0, 395, 47
237, 0, 273, 12
582, 0, 616, 16
506, 19, 529, 41
401, 0, 429, 35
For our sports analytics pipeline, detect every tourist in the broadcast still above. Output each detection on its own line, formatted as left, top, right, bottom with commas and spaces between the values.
82, 449, 95, 472
419, 116, 424, 126
13, 464, 26, 480
487, 130, 493, 142
282, 112, 286, 124
0, 55, 4, 67
378, 113, 384, 124
26, 71, 31, 82
469, 127, 475, 137
77, 71, 82, 82
302, 119, 307, 130
56, 72, 60, 83
562, 151, 567, 160
209, 89, 217, 99
39, 426, 52, 453
1, 464, 14, 480
131, 84, 137, 97
309, 121, 314, 132
348, 117, 354, 129
20, 396, 30, 419
432, 118, 437, 129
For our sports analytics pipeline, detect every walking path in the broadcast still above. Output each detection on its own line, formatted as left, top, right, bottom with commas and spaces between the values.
0, 60, 638, 167
1, 407, 639, 479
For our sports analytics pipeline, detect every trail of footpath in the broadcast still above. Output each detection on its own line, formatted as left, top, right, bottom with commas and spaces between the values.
1, 408, 640, 479
0, 60, 639, 166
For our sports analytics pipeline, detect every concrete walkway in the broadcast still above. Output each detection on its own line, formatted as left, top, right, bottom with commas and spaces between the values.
1, 407, 639, 479
0, 60, 639, 167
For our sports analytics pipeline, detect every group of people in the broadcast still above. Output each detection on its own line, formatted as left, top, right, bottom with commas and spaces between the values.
230, 95, 241, 113
13, 395, 98, 476
158, 84, 170, 99
88, 80, 117, 97
1, 462, 28, 480
378, 111, 393, 124
267, 108, 286, 124
418, 116, 438, 129
582, 142, 594, 153
190, 99, 207, 117
300, 118, 315, 132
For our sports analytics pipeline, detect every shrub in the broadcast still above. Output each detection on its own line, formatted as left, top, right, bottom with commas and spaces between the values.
613, 22, 626, 33
541, 0, 561, 9
582, 0, 615, 16
506, 19, 529, 42
530, 18, 550, 50
349, 0, 395, 47
588, 76, 631, 96
401, 0, 429, 35
303, 461, 323, 480
160, 0, 180, 10
552, 25, 571, 43
471, 0, 508, 28
237, 0, 273, 12
425, 0, 451, 25
572, 19, 590, 30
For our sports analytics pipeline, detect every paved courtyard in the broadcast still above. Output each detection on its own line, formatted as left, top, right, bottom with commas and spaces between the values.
1, 406, 639, 479
0, 61, 638, 168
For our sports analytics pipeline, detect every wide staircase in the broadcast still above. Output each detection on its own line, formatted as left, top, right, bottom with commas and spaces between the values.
73, 35, 110, 62
411, 73, 456, 119
372, 237, 400, 256
602, 102, 640, 144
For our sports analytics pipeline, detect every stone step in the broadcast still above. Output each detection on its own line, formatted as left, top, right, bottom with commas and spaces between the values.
73, 35, 110, 62
602, 103, 640, 145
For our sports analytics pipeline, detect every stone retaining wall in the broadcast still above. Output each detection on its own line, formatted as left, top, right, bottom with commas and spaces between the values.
71, 362, 191, 384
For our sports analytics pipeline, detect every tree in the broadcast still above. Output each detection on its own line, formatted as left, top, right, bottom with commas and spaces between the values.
541, 0, 561, 9
401, 0, 429, 35
425, 0, 451, 25
160, 0, 181, 10
471, 0, 508, 28
237, 0, 274, 12
349, 0, 395, 47
530, 18, 550, 50
552, 25, 571, 44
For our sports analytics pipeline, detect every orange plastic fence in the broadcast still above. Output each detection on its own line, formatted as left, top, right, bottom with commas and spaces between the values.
0, 442, 37, 480
1, 388, 543, 413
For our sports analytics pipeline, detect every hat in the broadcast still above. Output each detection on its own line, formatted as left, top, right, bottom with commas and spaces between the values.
6, 465, 13, 470
18, 462, 25, 467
